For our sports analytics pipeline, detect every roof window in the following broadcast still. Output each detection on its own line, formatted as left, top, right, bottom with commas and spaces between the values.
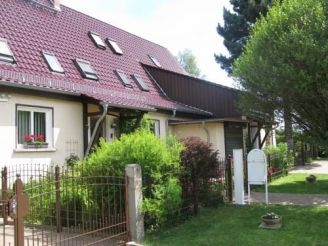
42, 52, 64, 73
132, 74, 149, 92
115, 70, 132, 88
89, 32, 106, 49
106, 39, 123, 55
0, 39, 15, 64
74, 59, 98, 80
149, 55, 161, 67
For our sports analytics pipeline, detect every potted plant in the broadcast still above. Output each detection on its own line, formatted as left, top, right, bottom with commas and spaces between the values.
262, 212, 282, 225
23, 134, 48, 149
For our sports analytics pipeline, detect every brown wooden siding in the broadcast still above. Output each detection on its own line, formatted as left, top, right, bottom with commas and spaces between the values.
145, 66, 241, 118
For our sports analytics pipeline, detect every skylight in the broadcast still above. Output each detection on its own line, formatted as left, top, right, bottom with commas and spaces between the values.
42, 52, 64, 73
106, 39, 123, 55
89, 32, 106, 49
74, 59, 98, 80
0, 39, 15, 64
115, 70, 132, 88
132, 74, 149, 92
149, 55, 161, 67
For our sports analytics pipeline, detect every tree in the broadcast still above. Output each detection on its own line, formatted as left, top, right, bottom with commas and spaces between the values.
234, 0, 328, 147
216, 0, 273, 75
177, 49, 204, 78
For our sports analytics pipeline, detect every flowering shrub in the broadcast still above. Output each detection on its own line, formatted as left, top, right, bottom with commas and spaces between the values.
24, 134, 45, 143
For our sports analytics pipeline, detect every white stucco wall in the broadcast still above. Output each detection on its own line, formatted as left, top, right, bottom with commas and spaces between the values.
171, 122, 226, 158
0, 93, 83, 167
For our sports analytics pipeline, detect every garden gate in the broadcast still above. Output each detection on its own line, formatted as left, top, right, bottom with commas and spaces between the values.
0, 164, 129, 245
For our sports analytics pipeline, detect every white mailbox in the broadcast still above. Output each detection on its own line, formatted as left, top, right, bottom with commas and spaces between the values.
247, 149, 268, 205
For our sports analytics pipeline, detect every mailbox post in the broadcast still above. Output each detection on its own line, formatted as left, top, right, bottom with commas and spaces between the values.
247, 149, 268, 205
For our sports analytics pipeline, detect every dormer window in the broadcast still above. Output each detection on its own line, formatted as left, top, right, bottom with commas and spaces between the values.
0, 39, 15, 64
74, 59, 98, 80
115, 70, 132, 88
89, 32, 106, 49
42, 52, 64, 73
149, 55, 161, 67
132, 74, 149, 92
106, 39, 123, 55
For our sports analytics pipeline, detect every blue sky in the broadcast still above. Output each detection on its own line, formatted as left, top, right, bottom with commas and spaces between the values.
61, 0, 234, 87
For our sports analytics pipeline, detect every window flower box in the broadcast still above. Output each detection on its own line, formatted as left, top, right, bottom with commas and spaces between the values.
23, 142, 49, 149
23, 134, 48, 149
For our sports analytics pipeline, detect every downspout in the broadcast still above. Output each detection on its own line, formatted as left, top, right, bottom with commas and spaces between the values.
85, 102, 109, 157
202, 121, 210, 144
166, 110, 176, 136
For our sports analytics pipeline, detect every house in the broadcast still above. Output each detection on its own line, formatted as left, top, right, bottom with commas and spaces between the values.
0, 0, 273, 166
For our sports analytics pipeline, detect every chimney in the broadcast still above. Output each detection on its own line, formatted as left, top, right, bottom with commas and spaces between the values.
53, 0, 61, 11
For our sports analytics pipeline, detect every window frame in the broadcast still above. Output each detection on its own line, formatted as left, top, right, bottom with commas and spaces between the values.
148, 55, 161, 67
150, 119, 160, 137
42, 51, 65, 73
106, 38, 123, 55
0, 38, 15, 64
74, 59, 99, 81
88, 31, 106, 49
115, 69, 133, 88
16, 104, 54, 149
132, 74, 149, 92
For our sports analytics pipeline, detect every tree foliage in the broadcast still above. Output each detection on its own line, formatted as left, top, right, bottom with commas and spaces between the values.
177, 49, 203, 78
216, 0, 273, 74
234, 0, 328, 146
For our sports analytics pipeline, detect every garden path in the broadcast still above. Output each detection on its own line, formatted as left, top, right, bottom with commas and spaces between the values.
249, 192, 328, 206
289, 160, 328, 174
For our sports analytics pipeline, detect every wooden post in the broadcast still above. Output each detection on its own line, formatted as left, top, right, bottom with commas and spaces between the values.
55, 166, 62, 233
13, 175, 29, 246
226, 156, 233, 202
2, 167, 8, 224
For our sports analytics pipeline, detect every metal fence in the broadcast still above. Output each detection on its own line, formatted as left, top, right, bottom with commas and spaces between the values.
0, 164, 128, 245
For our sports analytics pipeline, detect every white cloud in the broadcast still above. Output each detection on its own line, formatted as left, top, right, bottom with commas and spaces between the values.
61, 0, 234, 87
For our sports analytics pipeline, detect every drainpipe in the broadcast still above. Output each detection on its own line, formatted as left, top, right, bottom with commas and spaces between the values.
166, 110, 176, 136
85, 102, 109, 157
202, 121, 210, 144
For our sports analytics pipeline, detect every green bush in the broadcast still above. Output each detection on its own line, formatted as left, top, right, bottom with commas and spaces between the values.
80, 116, 183, 230
264, 143, 292, 169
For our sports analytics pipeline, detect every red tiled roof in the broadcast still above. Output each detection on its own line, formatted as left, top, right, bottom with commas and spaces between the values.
0, 0, 210, 116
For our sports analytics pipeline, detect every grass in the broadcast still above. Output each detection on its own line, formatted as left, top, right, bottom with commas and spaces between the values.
253, 173, 328, 194
144, 205, 328, 246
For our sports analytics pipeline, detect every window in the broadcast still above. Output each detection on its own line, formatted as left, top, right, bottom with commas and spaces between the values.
115, 69, 132, 88
89, 32, 106, 49
0, 39, 15, 64
132, 74, 149, 91
106, 38, 123, 55
74, 59, 99, 80
150, 119, 160, 137
42, 52, 64, 73
17, 105, 53, 148
149, 55, 161, 67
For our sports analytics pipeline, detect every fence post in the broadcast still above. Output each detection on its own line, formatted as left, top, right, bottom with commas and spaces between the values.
125, 164, 144, 243
2, 167, 8, 224
226, 156, 233, 202
14, 175, 29, 246
55, 165, 62, 233
268, 154, 272, 183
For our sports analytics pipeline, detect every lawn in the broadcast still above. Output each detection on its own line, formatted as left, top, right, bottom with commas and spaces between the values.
144, 205, 328, 246
253, 173, 328, 194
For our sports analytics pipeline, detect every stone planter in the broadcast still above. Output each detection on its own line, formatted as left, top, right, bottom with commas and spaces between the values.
23, 142, 49, 149
262, 215, 282, 226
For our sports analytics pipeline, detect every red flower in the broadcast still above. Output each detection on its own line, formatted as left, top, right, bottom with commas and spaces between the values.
36, 135, 45, 141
